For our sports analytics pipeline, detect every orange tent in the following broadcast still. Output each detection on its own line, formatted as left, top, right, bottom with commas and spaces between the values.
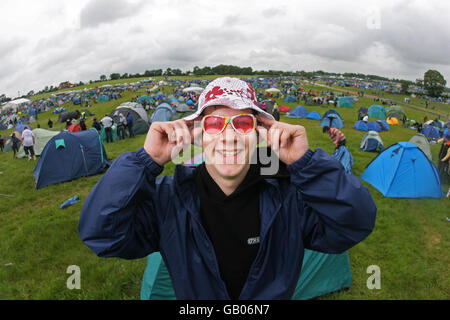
386, 117, 399, 125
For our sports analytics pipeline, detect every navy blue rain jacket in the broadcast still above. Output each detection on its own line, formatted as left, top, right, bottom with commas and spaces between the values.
78, 147, 377, 299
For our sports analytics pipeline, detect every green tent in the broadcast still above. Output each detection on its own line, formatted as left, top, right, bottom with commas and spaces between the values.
99, 124, 118, 142
16, 128, 60, 158
133, 118, 150, 135
386, 105, 407, 121
140, 250, 352, 300
408, 133, 432, 161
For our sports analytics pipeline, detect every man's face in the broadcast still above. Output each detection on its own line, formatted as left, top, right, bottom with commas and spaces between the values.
201, 106, 258, 180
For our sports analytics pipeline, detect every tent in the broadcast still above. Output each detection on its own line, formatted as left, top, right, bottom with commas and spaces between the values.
140, 249, 352, 301
422, 125, 440, 140
279, 105, 290, 113
361, 142, 443, 198
15, 124, 31, 132
174, 103, 191, 112
16, 129, 60, 158
97, 94, 109, 102
408, 133, 432, 161
360, 131, 384, 152
386, 105, 407, 121
306, 111, 322, 120
320, 113, 344, 129
284, 95, 297, 103
67, 123, 82, 132
368, 105, 386, 119
265, 88, 281, 94
182, 87, 204, 94
332, 145, 354, 174
323, 109, 341, 119
386, 117, 399, 125
117, 102, 148, 122
58, 110, 81, 123
376, 120, 390, 131
33, 129, 109, 189
149, 103, 178, 123
133, 118, 150, 135
337, 96, 353, 108
367, 121, 382, 132
286, 106, 308, 118
353, 120, 368, 131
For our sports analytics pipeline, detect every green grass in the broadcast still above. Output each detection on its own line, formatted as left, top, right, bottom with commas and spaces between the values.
0, 77, 449, 300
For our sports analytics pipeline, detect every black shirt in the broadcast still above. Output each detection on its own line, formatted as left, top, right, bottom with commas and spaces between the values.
194, 163, 263, 300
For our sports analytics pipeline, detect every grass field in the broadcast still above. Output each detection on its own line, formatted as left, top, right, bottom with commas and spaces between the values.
0, 76, 449, 300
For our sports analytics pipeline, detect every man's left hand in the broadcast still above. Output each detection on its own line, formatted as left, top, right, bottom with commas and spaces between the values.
256, 115, 309, 165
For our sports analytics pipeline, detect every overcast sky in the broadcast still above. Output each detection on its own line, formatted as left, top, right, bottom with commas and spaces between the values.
1, 0, 449, 98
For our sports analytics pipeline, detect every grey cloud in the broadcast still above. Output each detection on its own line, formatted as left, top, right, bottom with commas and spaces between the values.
80, 0, 147, 29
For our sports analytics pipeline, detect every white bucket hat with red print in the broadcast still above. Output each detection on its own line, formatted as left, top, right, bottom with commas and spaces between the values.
183, 77, 275, 121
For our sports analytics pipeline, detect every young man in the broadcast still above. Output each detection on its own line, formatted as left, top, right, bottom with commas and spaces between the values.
100, 114, 113, 143
79, 77, 377, 300
21, 127, 36, 161
323, 126, 346, 149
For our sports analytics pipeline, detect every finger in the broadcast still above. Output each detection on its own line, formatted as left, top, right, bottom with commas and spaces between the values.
256, 115, 276, 127
269, 127, 281, 152
160, 123, 176, 143
172, 121, 191, 146
280, 129, 291, 149
256, 126, 268, 144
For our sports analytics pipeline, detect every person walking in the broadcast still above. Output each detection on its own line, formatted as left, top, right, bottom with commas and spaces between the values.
21, 127, 36, 160
101, 114, 113, 143
126, 112, 135, 138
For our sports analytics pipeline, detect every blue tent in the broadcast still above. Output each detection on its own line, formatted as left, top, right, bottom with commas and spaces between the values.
353, 120, 368, 131
361, 142, 443, 198
377, 120, 390, 131
286, 105, 308, 118
306, 111, 322, 120
140, 249, 352, 300
422, 125, 440, 139
323, 109, 341, 119
98, 94, 109, 102
320, 113, 344, 129
33, 129, 108, 189
368, 105, 386, 119
337, 96, 353, 108
149, 103, 177, 123
332, 145, 354, 174
367, 121, 382, 132
15, 124, 31, 132
283, 95, 297, 103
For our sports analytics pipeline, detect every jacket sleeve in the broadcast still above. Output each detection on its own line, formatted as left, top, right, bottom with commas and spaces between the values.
287, 148, 377, 254
78, 147, 167, 259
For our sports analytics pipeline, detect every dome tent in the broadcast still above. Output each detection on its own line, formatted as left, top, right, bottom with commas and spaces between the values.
360, 131, 384, 152
320, 113, 344, 129
149, 103, 178, 123
353, 120, 368, 131
408, 133, 432, 161
368, 105, 386, 119
286, 105, 308, 118
33, 129, 109, 189
361, 142, 443, 198
306, 111, 322, 120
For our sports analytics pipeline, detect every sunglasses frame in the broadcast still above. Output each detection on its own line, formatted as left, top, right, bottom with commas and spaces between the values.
201, 114, 257, 136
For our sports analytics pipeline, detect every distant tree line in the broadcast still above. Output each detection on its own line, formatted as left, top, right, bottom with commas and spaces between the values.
6, 65, 447, 100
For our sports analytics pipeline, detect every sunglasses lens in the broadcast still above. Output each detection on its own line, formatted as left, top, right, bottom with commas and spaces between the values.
204, 116, 225, 135
232, 115, 255, 134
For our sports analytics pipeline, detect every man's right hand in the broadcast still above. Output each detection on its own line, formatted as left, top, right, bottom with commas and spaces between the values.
143, 119, 198, 166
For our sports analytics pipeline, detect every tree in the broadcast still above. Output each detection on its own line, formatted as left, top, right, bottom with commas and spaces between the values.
400, 80, 412, 94
110, 73, 121, 80
100, 75, 107, 81
424, 69, 446, 97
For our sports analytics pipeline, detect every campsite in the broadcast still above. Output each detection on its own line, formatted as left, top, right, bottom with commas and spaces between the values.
0, 74, 448, 300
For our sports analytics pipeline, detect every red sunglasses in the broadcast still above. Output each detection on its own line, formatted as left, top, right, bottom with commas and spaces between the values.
202, 114, 256, 136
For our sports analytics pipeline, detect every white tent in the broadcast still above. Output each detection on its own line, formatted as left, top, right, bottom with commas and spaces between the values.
265, 88, 281, 93
117, 102, 148, 122
1, 98, 31, 114
182, 87, 204, 94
